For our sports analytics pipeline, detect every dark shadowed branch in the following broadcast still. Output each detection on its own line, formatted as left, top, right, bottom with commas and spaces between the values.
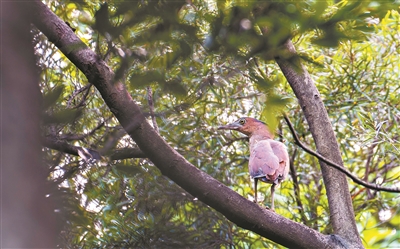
59, 118, 109, 141
43, 137, 146, 160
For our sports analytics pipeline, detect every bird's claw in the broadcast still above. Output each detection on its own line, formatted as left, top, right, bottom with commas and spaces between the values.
266, 206, 275, 212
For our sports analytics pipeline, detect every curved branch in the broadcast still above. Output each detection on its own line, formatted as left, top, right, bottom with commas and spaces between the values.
283, 114, 400, 193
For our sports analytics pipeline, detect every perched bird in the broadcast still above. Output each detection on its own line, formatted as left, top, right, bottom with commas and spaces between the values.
218, 117, 289, 210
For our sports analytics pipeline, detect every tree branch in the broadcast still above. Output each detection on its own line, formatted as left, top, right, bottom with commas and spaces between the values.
43, 137, 146, 160
59, 118, 108, 141
108, 147, 147, 160
66, 83, 92, 108
288, 147, 310, 225
147, 86, 159, 133
283, 114, 400, 193
30, 2, 345, 248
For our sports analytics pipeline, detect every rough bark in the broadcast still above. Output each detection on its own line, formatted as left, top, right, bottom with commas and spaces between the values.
275, 41, 364, 248
1, 2, 60, 247
30, 1, 354, 248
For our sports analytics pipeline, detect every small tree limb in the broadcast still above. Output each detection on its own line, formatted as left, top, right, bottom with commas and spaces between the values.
43, 137, 146, 160
283, 114, 400, 193
147, 86, 159, 133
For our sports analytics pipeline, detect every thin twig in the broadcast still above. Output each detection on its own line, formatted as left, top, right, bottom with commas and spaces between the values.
289, 147, 309, 224
43, 136, 146, 160
60, 117, 110, 141
364, 139, 378, 199
67, 84, 92, 108
283, 114, 400, 193
147, 86, 159, 133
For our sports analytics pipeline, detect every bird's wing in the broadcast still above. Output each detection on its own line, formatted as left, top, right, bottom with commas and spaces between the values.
249, 140, 280, 182
270, 140, 290, 181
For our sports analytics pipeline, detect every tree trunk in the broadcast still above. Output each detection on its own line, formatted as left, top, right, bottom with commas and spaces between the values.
276, 40, 364, 248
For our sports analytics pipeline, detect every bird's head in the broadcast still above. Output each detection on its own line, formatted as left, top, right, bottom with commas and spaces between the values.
218, 117, 271, 137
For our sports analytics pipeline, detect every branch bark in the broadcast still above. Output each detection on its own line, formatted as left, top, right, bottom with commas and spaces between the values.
30, 1, 351, 248
275, 41, 364, 248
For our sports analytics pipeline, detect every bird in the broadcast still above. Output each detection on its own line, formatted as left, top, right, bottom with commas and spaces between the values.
218, 117, 289, 210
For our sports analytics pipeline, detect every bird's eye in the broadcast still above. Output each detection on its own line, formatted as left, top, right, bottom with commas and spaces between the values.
239, 118, 246, 125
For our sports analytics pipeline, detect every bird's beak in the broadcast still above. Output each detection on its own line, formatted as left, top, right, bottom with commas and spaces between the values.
218, 122, 241, 130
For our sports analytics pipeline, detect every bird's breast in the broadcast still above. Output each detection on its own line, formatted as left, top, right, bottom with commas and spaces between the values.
248, 139, 280, 182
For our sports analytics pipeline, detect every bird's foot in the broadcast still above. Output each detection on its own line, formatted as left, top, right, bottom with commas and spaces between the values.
266, 206, 275, 212
253, 200, 274, 211
264, 204, 275, 212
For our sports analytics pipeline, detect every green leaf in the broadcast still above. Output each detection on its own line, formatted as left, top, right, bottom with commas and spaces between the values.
129, 70, 165, 88
42, 85, 64, 109
114, 163, 142, 177
42, 109, 82, 124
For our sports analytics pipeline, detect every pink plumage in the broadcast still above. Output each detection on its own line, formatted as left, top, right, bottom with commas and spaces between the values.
218, 117, 289, 210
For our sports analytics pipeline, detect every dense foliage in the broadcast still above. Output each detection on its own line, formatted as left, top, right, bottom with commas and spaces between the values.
35, 0, 399, 248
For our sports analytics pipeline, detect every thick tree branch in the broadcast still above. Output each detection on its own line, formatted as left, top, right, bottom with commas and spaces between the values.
283, 115, 400, 193
275, 40, 363, 248
30, 2, 347, 248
